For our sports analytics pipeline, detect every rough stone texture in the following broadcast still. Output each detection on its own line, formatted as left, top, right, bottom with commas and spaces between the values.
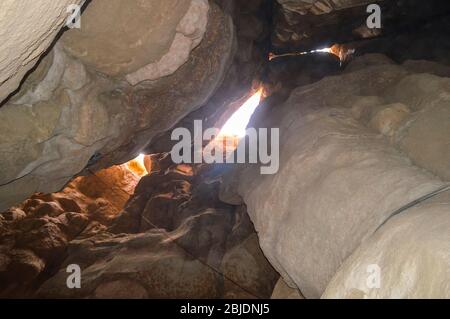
323, 192, 450, 299
221, 55, 450, 298
0, 164, 138, 297
0, 154, 278, 298
33, 158, 278, 299
37, 231, 223, 299
272, 0, 378, 50
0, 0, 83, 102
272, 0, 450, 56
0, 1, 235, 211
86, 2, 235, 171
145, 0, 271, 157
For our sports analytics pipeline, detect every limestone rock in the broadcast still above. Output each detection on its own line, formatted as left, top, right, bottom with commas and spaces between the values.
37, 231, 221, 299
323, 192, 450, 299
0, 164, 139, 296
386, 73, 450, 180
61, 0, 193, 77
33, 159, 278, 299
0, 0, 83, 102
277, 0, 373, 16
126, 0, 210, 85
4, 249, 45, 282
403, 59, 450, 78
343, 54, 395, 73
221, 57, 448, 298
0, 2, 234, 211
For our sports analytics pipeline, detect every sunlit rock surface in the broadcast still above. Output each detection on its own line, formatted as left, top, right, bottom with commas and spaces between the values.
0, 155, 278, 298
35, 157, 278, 299
0, 164, 139, 297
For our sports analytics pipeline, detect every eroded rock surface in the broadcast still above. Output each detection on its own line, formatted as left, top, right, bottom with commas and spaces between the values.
37, 158, 278, 299
0, 164, 139, 297
1, 156, 278, 298
221, 54, 450, 298
0, 1, 235, 211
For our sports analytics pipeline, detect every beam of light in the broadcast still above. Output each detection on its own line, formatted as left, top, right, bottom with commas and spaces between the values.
311, 47, 332, 53
269, 44, 354, 63
218, 88, 263, 138
126, 153, 148, 176
269, 47, 332, 61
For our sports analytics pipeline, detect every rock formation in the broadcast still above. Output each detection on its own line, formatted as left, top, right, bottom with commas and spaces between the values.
0, 0, 449, 300
0, 0, 236, 211
0, 164, 139, 297
0, 155, 278, 298
221, 55, 450, 298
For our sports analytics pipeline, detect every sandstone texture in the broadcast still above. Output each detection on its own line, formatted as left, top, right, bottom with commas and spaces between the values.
0, 164, 139, 297
34, 157, 278, 299
1, 156, 278, 298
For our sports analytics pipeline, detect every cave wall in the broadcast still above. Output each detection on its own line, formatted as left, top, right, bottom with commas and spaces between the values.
0, 0, 84, 102
221, 54, 450, 298
0, 0, 237, 211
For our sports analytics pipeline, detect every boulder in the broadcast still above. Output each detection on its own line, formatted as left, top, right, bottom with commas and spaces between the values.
323, 192, 450, 299
221, 56, 449, 298
0, 2, 235, 211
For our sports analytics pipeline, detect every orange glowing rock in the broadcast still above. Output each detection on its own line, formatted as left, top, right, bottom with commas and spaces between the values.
126, 154, 148, 176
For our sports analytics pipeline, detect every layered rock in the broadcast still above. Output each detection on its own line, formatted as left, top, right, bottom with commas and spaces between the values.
35, 157, 278, 299
272, 0, 379, 50
0, 164, 139, 297
146, 0, 270, 155
0, 0, 235, 211
1, 154, 278, 298
220, 54, 450, 298
277, 0, 374, 16
271, 0, 450, 55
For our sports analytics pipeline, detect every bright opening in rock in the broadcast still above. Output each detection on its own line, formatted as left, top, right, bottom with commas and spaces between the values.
204, 88, 264, 158
218, 88, 263, 138
269, 44, 354, 63
126, 154, 148, 177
